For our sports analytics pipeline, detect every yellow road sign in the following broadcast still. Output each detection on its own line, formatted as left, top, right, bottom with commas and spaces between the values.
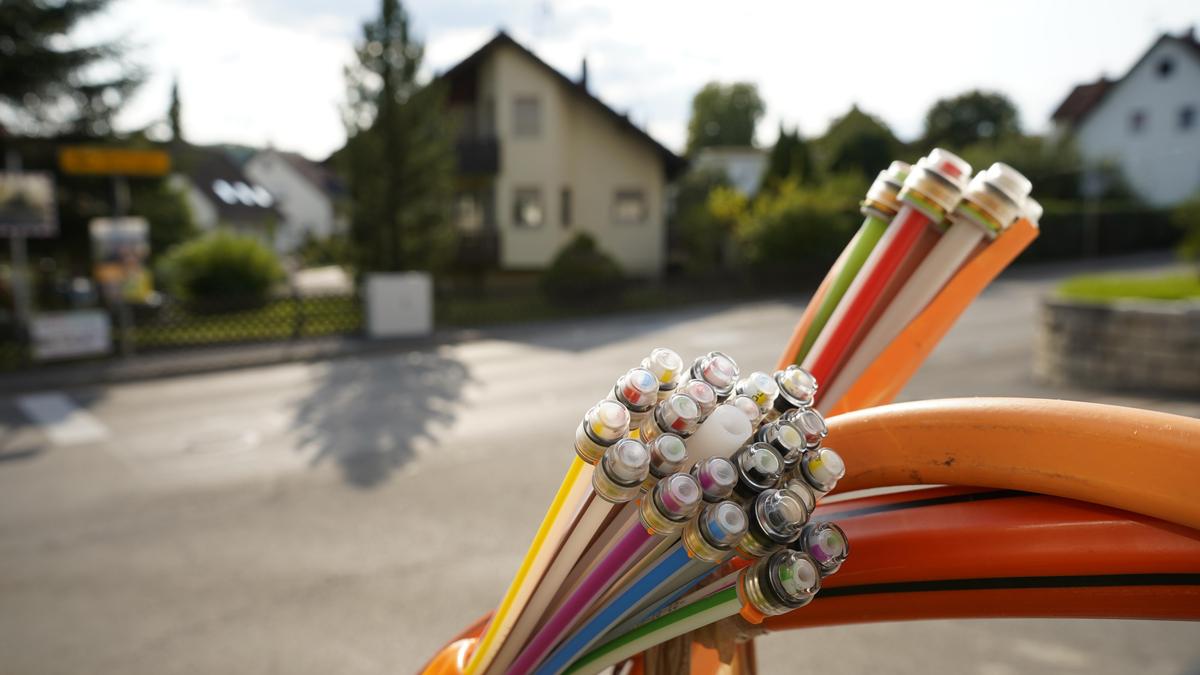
58, 146, 171, 176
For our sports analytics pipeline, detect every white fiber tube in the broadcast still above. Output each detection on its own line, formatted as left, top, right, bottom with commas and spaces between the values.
685, 404, 753, 465
819, 220, 986, 413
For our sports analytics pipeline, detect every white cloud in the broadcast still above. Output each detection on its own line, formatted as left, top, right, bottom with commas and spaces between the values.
93, 0, 1200, 159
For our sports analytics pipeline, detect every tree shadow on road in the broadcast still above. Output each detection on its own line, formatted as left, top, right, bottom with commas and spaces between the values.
292, 348, 470, 488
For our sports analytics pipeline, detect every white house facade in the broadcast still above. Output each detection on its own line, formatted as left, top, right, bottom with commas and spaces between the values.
243, 149, 345, 254
690, 146, 768, 197
1052, 29, 1200, 207
441, 32, 684, 276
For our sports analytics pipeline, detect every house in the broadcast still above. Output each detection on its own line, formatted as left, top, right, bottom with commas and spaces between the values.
170, 145, 279, 245
1051, 28, 1200, 206
243, 149, 346, 254
690, 146, 768, 196
440, 31, 685, 275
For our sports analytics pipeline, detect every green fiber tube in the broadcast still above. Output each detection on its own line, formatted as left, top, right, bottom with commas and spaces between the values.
565, 587, 740, 675
796, 215, 889, 362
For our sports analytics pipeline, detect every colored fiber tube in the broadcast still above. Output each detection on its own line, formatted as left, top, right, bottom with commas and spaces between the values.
532, 545, 697, 675
824, 218, 1037, 415
564, 588, 742, 675
776, 238, 844, 371
490, 450, 647, 672
509, 523, 659, 674
508, 474, 704, 674
790, 161, 910, 364
803, 150, 972, 390
466, 459, 593, 675
819, 164, 1035, 412
824, 397, 1200, 529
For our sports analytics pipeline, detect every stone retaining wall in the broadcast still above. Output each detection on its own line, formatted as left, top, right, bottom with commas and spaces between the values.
1035, 298, 1200, 394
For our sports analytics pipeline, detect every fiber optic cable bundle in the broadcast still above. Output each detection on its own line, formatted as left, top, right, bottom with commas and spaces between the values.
451, 148, 1044, 675
463, 348, 847, 675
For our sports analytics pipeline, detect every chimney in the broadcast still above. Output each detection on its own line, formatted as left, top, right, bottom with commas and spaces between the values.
579, 57, 588, 90
1184, 25, 1196, 42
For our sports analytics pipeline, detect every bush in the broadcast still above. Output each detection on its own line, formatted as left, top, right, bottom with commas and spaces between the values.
1170, 194, 1200, 271
731, 175, 865, 280
158, 231, 284, 307
539, 233, 624, 305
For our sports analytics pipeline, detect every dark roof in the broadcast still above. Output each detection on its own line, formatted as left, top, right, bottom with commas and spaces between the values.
1052, 29, 1200, 128
172, 144, 279, 224
439, 31, 687, 179
274, 150, 346, 196
1051, 78, 1114, 126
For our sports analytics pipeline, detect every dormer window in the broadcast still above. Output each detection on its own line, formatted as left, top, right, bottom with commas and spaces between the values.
1156, 57, 1175, 78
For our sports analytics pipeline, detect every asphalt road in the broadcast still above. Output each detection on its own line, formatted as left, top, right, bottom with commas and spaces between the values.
1, 257, 1198, 675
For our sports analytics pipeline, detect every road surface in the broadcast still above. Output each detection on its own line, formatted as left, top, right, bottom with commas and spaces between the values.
1, 258, 1198, 674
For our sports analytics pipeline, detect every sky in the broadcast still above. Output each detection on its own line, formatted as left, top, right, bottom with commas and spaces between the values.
86, 0, 1200, 160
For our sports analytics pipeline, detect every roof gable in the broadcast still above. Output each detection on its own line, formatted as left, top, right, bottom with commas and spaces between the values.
439, 31, 686, 178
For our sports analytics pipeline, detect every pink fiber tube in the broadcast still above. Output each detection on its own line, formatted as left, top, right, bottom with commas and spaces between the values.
505, 524, 655, 674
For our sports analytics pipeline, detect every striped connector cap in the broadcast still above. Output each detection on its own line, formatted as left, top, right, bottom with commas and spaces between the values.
899, 148, 972, 220
951, 163, 1033, 237
861, 160, 911, 220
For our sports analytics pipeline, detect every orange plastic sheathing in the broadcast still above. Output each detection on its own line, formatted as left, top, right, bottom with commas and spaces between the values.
764, 585, 1200, 631
825, 397, 1200, 530
762, 490, 1200, 631
775, 241, 847, 371
420, 614, 491, 675
826, 218, 1037, 415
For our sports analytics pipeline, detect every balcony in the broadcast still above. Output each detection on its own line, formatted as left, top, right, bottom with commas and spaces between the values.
455, 138, 499, 175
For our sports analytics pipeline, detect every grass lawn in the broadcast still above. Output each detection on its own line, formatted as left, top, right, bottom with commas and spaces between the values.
1058, 272, 1200, 302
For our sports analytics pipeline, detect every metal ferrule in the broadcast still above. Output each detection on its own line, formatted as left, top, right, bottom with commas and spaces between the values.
798, 447, 844, 497
756, 421, 806, 472
780, 478, 816, 512
682, 515, 738, 564
739, 550, 821, 618
593, 457, 645, 504
898, 166, 964, 221
575, 419, 617, 465
794, 521, 850, 576
736, 488, 809, 558
639, 482, 697, 537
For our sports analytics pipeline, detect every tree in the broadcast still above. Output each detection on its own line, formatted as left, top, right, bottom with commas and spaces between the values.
670, 167, 733, 274
168, 77, 183, 143
922, 90, 1021, 150
685, 82, 765, 154
761, 124, 814, 191
815, 105, 902, 180
339, 0, 454, 274
0, 0, 143, 136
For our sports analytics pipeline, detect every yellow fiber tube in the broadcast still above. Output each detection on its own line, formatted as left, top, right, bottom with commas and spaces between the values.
465, 457, 593, 674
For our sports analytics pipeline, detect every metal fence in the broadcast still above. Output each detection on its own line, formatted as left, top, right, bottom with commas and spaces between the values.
0, 292, 363, 372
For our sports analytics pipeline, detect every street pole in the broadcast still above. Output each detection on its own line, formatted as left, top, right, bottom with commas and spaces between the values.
113, 175, 134, 357
4, 150, 33, 339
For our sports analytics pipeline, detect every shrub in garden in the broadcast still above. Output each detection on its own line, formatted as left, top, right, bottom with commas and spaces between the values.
539, 233, 624, 305
1171, 194, 1200, 274
158, 231, 284, 307
730, 175, 864, 278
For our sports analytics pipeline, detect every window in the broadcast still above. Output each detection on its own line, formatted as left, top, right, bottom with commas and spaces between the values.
1129, 109, 1147, 133
513, 188, 544, 227
1181, 105, 1196, 131
1156, 57, 1175, 78
613, 189, 648, 225
561, 187, 572, 228
513, 96, 541, 137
